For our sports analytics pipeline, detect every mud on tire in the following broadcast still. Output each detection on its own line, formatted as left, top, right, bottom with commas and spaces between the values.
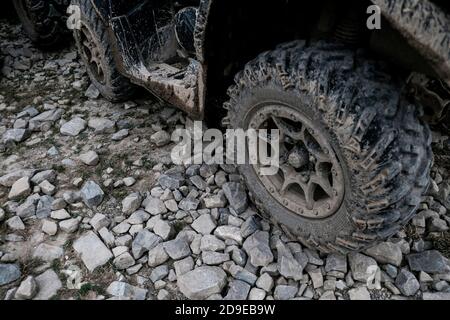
72, 0, 135, 102
13, 0, 70, 48
225, 41, 432, 253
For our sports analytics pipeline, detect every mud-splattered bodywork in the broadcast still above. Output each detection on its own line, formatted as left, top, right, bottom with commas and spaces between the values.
88, 0, 450, 120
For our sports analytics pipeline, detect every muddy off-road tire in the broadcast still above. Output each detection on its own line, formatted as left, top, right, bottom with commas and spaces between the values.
225, 41, 432, 253
13, 0, 70, 48
72, 0, 135, 102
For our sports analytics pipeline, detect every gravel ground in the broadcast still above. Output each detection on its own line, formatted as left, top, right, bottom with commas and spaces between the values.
1, 20, 450, 300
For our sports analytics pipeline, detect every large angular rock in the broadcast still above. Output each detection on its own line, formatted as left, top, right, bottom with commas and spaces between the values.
8, 176, 31, 200
88, 117, 116, 134
0, 264, 21, 286
144, 197, 167, 215
158, 173, 185, 190
214, 225, 243, 244
365, 242, 403, 267
0, 169, 36, 187
325, 253, 347, 273
106, 281, 147, 300
80, 181, 104, 208
32, 243, 63, 262
276, 240, 303, 281
348, 252, 378, 283
348, 287, 371, 300
60, 117, 87, 136
31, 170, 57, 185
16, 195, 38, 218
147, 243, 169, 267
3, 128, 30, 143
242, 231, 273, 267
191, 214, 216, 235
15, 276, 37, 300
224, 280, 251, 300
178, 266, 227, 300
33, 270, 62, 300
79, 151, 99, 166
395, 268, 420, 297
222, 182, 248, 214
122, 193, 142, 215
163, 238, 191, 260
407, 250, 450, 274
73, 231, 113, 271
131, 229, 162, 259
36, 195, 53, 219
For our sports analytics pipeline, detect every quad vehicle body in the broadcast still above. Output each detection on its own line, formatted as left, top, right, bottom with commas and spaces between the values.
73, 0, 450, 253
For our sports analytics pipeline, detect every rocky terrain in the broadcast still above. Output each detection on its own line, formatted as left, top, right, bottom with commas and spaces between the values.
1, 20, 450, 301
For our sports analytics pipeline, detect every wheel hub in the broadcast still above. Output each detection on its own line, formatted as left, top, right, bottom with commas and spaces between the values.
78, 24, 105, 84
249, 104, 345, 219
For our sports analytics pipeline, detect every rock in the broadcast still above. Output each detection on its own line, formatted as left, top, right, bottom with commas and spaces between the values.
308, 268, 324, 289
3, 128, 30, 143
214, 225, 243, 244
0, 264, 21, 286
154, 219, 174, 241
80, 181, 104, 208
200, 235, 226, 252
242, 231, 273, 267
85, 84, 100, 99
39, 180, 56, 195
150, 265, 169, 282
164, 199, 178, 212
348, 287, 371, 300
274, 285, 297, 300
0, 169, 35, 187
248, 288, 266, 300
0, 208, 5, 222
348, 252, 378, 283
202, 251, 230, 265
174, 257, 194, 276
59, 218, 79, 233
127, 210, 150, 225
151, 130, 171, 146
6, 216, 25, 230
42, 220, 58, 236
131, 229, 162, 259
123, 177, 136, 187
113, 252, 136, 270
395, 269, 420, 297
157, 289, 171, 300
89, 213, 110, 230
276, 240, 303, 281
164, 238, 191, 260
178, 266, 227, 300
122, 193, 142, 215
15, 276, 37, 300
191, 214, 216, 235
33, 243, 63, 262
73, 231, 113, 271
30, 108, 62, 124
147, 244, 169, 267
222, 182, 248, 214
204, 193, 227, 209
33, 270, 62, 300
158, 173, 185, 190
88, 117, 116, 134
240, 216, 261, 238
51, 209, 71, 220
190, 175, 208, 190
31, 170, 57, 185
16, 196, 37, 218
112, 129, 129, 141
224, 280, 251, 300
178, 198, 200, 211
36, 195, 53, 219
325, 254, 347, 273
199, 164, 218, 178
106, 281, 147, 300
365, 242, 403, 267
407, 250, 450, 274
60, 117, 87, 136
422, 292, 450, 300
256, 273, 274, 292
8, 176, 31, 200
229, 264, 257, 285
79, 151, 99, 166
144, 196, 167, 215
